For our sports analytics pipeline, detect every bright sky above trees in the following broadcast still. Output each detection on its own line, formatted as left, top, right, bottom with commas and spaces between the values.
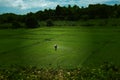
0, 0, 120, 14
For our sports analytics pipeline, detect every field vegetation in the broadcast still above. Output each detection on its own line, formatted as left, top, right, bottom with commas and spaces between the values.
0, 3, 120, 79
0, 62, 120, 80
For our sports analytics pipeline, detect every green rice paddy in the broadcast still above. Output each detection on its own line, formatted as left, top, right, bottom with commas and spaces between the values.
0, 26, 120, 68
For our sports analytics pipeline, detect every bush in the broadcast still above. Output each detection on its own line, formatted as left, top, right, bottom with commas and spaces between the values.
46, 19, 54, 27
0, 23, 12, 29
12, 21, 21, 29
0, 62, 119, 80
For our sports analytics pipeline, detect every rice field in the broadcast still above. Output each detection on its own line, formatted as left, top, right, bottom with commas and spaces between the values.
0, 26, 120, 68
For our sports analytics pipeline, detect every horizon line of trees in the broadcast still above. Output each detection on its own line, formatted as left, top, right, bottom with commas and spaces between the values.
0, 4, 120, 28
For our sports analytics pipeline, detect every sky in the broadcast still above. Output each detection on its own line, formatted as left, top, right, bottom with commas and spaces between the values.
0, 0, 120, 14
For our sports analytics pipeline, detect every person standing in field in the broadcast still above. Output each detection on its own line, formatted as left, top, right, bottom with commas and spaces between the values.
54, 44, 57, 51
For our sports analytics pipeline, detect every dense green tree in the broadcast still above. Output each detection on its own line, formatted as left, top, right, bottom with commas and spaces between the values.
55, 5, 64, 20
1, 4, 120, 29
25, 12, 38, 28
35, 4, 120, 24
0, 13, 18, 23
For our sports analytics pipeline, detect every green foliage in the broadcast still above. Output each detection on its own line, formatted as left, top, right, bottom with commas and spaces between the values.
0, 63, 119, 80
0, 23, 12, 29
0, 13, 17, 23
12, 21, 22, 29
35, 4, 120, 20
46, 19, 54, 26
0, 4, 120, 29
25, 12, 39, 28
43, 19, 120, 27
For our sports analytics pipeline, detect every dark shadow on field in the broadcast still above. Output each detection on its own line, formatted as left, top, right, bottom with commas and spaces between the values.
0, 29, 42, 67
0, 29, 56, 68
82, 28, 120, 68
1, 38, 52, 54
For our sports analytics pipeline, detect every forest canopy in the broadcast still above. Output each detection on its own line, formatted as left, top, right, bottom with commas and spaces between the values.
0, 4, 120, 28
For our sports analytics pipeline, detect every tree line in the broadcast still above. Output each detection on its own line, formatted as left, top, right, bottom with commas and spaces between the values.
0, 4, 120, 28
36, 4, 120, 20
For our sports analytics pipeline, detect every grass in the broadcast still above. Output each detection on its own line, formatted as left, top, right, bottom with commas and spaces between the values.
0, 26, 120, 69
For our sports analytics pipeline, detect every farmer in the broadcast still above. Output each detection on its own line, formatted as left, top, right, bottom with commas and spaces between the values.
54, 44, 57, 51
